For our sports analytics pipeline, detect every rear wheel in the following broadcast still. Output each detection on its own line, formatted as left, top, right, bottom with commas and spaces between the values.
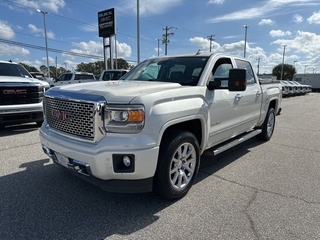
257, 107, 275, 141
153, 129, 200, 200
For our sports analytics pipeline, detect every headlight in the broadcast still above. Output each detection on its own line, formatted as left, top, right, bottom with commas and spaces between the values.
104, 105, 145, 133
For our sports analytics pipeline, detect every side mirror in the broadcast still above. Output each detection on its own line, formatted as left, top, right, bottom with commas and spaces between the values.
207, 79, 221, 90
228, 68, 247, 91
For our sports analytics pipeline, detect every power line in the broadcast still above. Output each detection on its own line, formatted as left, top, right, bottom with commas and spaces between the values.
0, 38, 103, 59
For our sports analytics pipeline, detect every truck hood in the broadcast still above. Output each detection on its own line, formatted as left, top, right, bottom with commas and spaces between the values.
46, 80, 184, 103
0, 76, 50, 88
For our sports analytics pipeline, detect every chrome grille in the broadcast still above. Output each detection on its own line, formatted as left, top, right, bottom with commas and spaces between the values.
44, 97, 95, 139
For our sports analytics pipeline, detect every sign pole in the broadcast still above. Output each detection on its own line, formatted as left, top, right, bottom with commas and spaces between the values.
109, 36, 113, 70
98, 8, 116, 71
103, 38, 108, 70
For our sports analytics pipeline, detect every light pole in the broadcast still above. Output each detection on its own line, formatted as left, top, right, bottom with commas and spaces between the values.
156, 38, 161, 56
137, 0, 140, 64
304, 65, 308, 73
244, 25, 248, 58
280, 45, 287, 80
37, 9, 50, 78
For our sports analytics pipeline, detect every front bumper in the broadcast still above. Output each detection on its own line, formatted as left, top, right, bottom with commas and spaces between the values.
0, 104, 43, 126
39, 123, 159, 193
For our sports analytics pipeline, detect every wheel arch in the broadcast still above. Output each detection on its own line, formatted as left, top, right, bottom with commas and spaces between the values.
158, 116, 206, 154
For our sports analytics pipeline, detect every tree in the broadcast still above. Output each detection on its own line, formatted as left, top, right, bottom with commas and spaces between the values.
40, 65, 48, 76
20, 62, 38, 72
115, 58, 130, 69
76, 59, 130, 76
272, 64, 296, 80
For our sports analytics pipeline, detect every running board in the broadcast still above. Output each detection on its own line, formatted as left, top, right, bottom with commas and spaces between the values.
207, 129, 262, 156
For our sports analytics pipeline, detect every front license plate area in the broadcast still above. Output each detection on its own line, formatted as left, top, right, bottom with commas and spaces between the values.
55, 152, 70, 168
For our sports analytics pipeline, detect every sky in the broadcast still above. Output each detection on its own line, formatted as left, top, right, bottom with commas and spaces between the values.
1, 0, 320, 75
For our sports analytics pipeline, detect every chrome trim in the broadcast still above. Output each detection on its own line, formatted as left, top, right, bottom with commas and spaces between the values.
44, 90, 107, 143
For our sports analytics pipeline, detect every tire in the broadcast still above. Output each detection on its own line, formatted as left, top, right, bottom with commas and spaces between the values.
257, 107, 275, 141
153, 129, 200, 200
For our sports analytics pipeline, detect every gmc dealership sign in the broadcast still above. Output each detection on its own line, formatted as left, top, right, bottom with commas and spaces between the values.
98, 8, 116, 38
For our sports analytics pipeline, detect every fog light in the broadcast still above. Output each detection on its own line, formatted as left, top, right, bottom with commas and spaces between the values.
123, 156, 131, 167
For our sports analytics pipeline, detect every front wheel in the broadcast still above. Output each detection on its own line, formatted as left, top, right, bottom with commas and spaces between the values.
257, 107, 275, 141
153, 129, 200, 200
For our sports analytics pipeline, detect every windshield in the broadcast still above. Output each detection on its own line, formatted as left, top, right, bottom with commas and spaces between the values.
120, 56, 209, 86
0, 62, 33, 78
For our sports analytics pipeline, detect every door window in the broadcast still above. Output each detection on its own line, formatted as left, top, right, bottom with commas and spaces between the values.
235, 59, 256, 84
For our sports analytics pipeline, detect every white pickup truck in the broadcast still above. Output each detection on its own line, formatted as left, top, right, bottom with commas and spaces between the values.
51, 72, 96, 87
40, 53, 282, 199
0, 60, 50, 128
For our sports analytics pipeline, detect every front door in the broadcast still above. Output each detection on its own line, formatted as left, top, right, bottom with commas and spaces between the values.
207, 57, 245, 148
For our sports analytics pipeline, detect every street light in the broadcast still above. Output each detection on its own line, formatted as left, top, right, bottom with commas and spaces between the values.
304, 65, 308, 73
37, 9, 50, 78
280, 45, 287, 80
244, 25, 248, 58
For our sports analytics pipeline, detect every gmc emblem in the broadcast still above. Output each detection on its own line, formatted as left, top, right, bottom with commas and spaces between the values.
51, 109, 72, 122
3, 89, 27, 94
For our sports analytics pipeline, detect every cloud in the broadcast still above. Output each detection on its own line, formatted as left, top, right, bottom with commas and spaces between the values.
119, 0, 182, 16
292, 14, 303, 23
270, 30, 292, 37
206, 0, 317, 23
0, 21, 15, 39
189, 37, 221, 52
272, 31, 320, 57
258, 19, 275, 26
69, 40, 132, 59
0, 43, 30, 56
207, 0, 225, 4
307, 11, 320, 24
12, 0, 65, 13
28, 24, 55, 39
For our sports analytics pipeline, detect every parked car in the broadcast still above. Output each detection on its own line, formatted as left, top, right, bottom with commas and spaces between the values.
283, 80, 301, 95
291, 81, 311, 94
280, 80, 294, 96
52, 72, 97, 87
30, 72, 55, 87
99, 69, 129, 81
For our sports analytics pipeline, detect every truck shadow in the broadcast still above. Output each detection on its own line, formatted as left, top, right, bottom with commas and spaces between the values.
0, 139, 263, 239
0, 123, 40, 137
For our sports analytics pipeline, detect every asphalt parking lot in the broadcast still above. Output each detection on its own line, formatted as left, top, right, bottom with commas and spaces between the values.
1, 93, 320, 240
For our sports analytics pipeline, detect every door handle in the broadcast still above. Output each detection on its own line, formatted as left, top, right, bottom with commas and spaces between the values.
235, 94, 242, 101
256, 91, 262, 96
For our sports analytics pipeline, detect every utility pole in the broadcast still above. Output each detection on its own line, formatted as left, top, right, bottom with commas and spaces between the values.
162, 26, 175, 55
156, 38, 161, 56
244, 25, 249, 58
207, 35, 215, 52
280, 45, 287, 80
256, 57, 261, 76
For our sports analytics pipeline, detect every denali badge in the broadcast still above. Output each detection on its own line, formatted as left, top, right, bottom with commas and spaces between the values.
51, 109, 72, 122
3, 89, 27, 94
